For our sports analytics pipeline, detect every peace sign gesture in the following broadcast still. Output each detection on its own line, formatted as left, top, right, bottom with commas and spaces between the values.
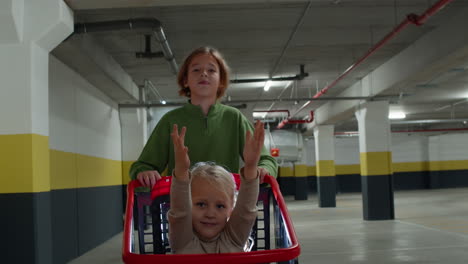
171, 124, 190, 181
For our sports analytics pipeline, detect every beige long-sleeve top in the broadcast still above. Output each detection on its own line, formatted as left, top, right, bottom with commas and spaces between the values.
168, 173, 259, 254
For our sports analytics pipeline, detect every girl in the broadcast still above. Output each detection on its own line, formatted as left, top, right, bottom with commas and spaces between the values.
167, 120, 264, 253
130, 46, 277, 187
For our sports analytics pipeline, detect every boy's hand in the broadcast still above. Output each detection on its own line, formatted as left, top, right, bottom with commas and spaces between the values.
136, 170, 161, 187
171, 124, 190, 181
243, 120, 265, 180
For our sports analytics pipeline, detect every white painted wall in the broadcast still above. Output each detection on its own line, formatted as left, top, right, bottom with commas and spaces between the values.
285, 132, 468, 166
391, 133, 428, 162
120, 108, 147, 161
147, 106, 178, 136
429, 133, 468, 161
299, 138, 316, 166
49, 55, 121, 161
335, 136, 360, 165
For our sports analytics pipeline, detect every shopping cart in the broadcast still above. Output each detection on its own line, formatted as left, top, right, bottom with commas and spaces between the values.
123, 174, 300, 264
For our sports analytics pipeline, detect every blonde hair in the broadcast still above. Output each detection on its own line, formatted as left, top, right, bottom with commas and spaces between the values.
190, 162, 236, 204
177, 46, 230, 99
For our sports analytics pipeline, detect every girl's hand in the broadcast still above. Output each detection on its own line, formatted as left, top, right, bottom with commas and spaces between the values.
171, 124, 190, 181
243, 120, 265, 180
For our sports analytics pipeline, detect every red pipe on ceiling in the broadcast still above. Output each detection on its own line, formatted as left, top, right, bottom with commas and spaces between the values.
277, 0, 455, 129
334, 127, 468, 135
282, 111, 314, 125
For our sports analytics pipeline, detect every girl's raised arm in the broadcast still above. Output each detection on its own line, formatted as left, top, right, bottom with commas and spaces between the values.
242, 120, 265, 180
170, 124, 190, 181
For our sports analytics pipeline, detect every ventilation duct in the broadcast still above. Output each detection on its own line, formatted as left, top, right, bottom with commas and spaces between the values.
74, 18, 178, 74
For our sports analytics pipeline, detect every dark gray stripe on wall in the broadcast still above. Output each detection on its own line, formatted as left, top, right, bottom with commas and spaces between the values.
0, 192, 52, 264
317, 176, 336, 207
77, 185, 123, 255
294, 177, 308, 200
428, 170, 468, 189
337, 170, 468, 193
307, 176, 317, 193
361, 174, 395, 220
337, 174, 361, 193
51, 189, 78, 264
52, 186, 123, 263
393, 171, 430, 190
278, 177, 295, 196
35, 192, 53, 264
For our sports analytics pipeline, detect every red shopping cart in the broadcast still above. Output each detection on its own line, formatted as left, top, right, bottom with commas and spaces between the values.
122, 174, 300, 264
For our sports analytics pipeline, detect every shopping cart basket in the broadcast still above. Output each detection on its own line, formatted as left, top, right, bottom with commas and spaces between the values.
123, 174, 300, 264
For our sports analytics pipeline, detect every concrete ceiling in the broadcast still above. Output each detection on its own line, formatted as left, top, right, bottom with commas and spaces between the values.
55, 0, 468, 132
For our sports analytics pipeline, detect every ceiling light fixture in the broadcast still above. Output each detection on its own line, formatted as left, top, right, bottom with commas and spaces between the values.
161, 100, 167, 105
389, 111, 406, 119
263, 80, 272, 92
253, 112, 267, 119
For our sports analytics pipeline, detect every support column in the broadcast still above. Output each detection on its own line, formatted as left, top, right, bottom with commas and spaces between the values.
355, 101, 394, 220
314, 125, 336, 207
0, 1, 73, 263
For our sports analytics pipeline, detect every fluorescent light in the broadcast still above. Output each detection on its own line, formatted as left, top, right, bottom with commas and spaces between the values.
253, 112, 267, 119
263, 80, 272, 92
161, 100, 167, 105
389, 111, 406, 119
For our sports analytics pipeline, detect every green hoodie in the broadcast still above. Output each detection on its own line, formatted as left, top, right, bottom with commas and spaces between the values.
130, 102, 278, 180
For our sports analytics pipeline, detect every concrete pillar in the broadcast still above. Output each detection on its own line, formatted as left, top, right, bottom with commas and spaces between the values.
0, 1, 72, 263
314, 125, 336, 207
355, 101, 394, 220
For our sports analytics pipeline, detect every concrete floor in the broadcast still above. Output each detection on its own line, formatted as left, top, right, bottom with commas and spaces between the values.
69, 187, 468, 264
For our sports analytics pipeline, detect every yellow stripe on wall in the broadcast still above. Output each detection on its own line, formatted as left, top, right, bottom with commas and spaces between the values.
0, 134, 50, 193
294, 164, 308, 177
393, 162, 429, 173
336, 164, 361, 175
50, 149, 77, 189
307, 166, 316, 176
122, 161, 134, 184
77, 154, 122, 188
50, 149, 123, 190
32, 134, 50, 192
360, 151, 392, 176
429, 160, 468, 171
161, 167, 169, 177
279, 166, 294, 177
316, 160, 335, 177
